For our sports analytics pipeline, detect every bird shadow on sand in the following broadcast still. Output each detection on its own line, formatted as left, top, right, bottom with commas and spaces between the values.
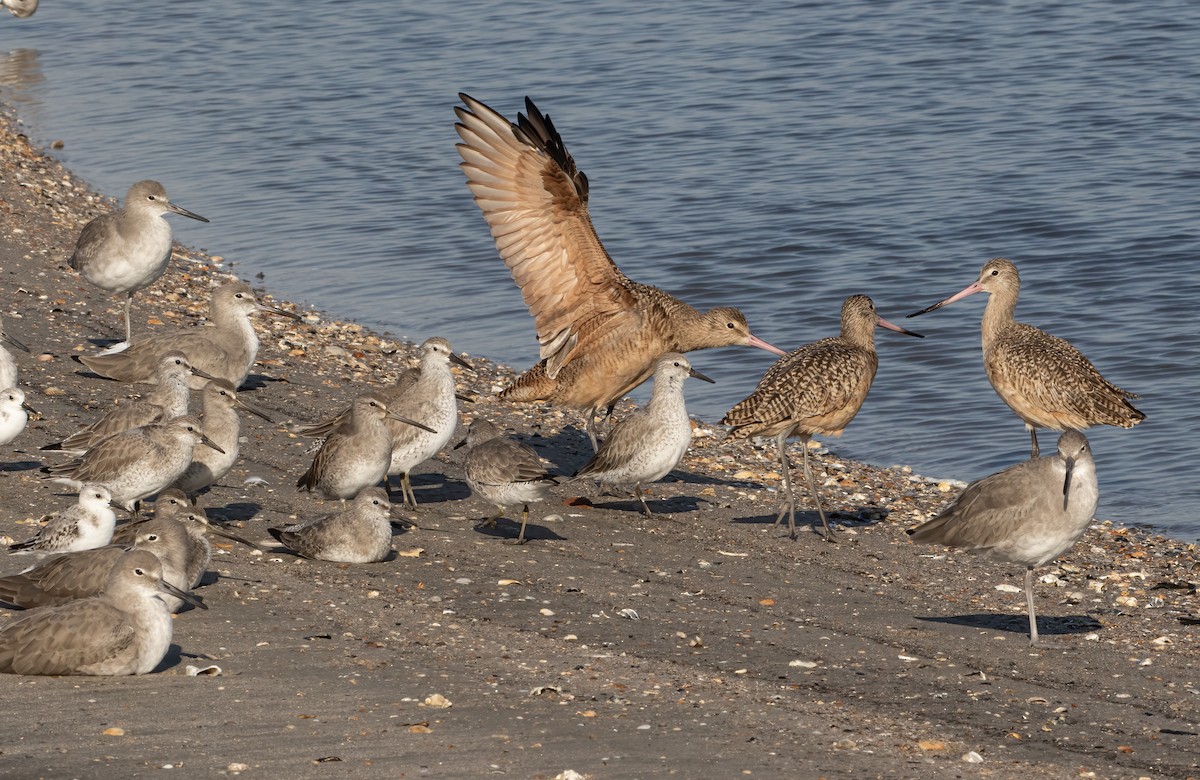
241, 373, 289, 391
916, 613, 1102, 637
582, 493, 709, 516
472, 517, 567, 543
731, 506, 889, 531
206, 501, 262, 524
0, 459, 42, 473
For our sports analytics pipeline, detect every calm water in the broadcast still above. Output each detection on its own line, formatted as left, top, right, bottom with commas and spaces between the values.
3, 2, 1197, 536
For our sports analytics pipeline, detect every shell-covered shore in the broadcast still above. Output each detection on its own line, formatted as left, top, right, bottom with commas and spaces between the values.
1, 106, 1198, 779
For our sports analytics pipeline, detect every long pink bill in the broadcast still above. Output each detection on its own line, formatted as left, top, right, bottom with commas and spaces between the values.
746, 333, 788, 356
877, 316, 924, 338
907, 281, 983, 318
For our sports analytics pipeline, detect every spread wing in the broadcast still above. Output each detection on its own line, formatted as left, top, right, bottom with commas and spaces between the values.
455, 94, 639, 377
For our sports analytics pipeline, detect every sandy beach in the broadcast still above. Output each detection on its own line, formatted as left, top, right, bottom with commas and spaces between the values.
0, 107, 1197, 779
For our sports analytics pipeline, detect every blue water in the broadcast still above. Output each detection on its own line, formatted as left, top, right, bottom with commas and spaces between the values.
3, 1, 1197, 536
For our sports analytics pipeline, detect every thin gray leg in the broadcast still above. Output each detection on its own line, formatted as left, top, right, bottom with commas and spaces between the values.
635, 482, 652, 516
772, 432, 797, 539
1028, 426, 1040, 459
123, 293, 134, 342
1024, 567, 1040, 646
800, 436, 834, 541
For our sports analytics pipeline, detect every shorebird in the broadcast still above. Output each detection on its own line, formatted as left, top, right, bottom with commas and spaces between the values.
454, 94, 786, 449
574, 353, 713, 516
0, 315, 29, 390
456, 419, 558, 544
297, 394, 434, 501
41, 415, 223, 514
172, 379, 273, 495
67, 180, 208, 342
0, 516, 193, 611
723, 295, 923, 540
74, 280, 300, 389
0, 387, 34, 447
1, 0, 38, 19
292, 337, 466, 508
269, 486, 396, 563
41, 351, 208, 455
114, 491, 260, 588
908, 430, 1098, 645
0, 549, 205, 677
907, 257, 1144, 458
7, 485, 117, 556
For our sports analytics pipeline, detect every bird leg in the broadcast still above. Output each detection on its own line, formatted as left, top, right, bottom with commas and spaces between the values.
799, 436, 835, 542
585, 406, 601, 452
123, 292, 134, 343
635, 482, 652, 517
1028, 425, 1040, 459
400, 472, 419, 510
505, 504, 531, 546
771, 432, 798, 540
1025, 566, 1040, 646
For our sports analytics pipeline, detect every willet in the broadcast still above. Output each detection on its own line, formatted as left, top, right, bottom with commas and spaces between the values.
456, 419, 558, 544
293, 338, 463, 508
0, 549, 205, 677
7, 484, 117, 556
114, 492, 260, 588
574, 353, 714, 516
0, 387, 34, 447
297, 394, 433, 501
269, 486, 396, 563
41, 415, 224, 514
41, 351, 208, 455
75, 280, 300, 389
68, 180, 209, 342
908, 430, 1098, 646
723, 295, 923, 540
907, 257, 1144, 458
455, 94, 786, 449
0, 315, 29, 390
172, 378, 273, 495
1, 0, 38, 19
0, 516, 192, 611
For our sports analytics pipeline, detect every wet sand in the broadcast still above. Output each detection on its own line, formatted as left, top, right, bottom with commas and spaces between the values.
0, 108, 1197, 779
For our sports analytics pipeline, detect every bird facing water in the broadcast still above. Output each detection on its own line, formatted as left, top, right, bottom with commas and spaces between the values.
907, 429, 1098, 646
723, 295, 923, 540
68, 180, 209, 342
454, 94, 785, 449
574, 353, 714, 516
0, 549, 204, 677
457, 419, 559, 544
907, 257, 1144, 458
75, 281, 300, 389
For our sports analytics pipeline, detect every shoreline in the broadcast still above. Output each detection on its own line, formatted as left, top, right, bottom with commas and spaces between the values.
1, 104, 1199, 778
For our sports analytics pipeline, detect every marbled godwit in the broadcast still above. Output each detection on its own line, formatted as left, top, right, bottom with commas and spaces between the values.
0, 387, 33, 447
574, 354, 714, 516
7, 485, 117, 556
74, 281, 300, 389
269, 487, 396, 563
292, 337, 468, 509
456, 419, 559, 544
0, 315, 29, 390
68, 180, 208, 342
0, 550, 205, 677
908, 429, 1098, 646
41, 415, 224, 514
907, 257, 1144, 458
42, 351, 208, 455
171, 379, 273, 495
454, 94, 786, 449
0, 516, 192, 611
723, 295, 923, 540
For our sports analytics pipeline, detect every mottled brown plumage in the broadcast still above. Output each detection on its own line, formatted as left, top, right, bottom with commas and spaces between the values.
724, 295, 922, 539
455, 94, 785, 448
456, 420, 558, 544
908, 257, 1144, 458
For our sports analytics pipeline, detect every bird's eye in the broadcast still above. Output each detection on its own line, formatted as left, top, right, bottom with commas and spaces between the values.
990, 269, 999, 276
146, 534, 159, 541
726, 322, 735, 329
134, 567, 146, 576
146, 195, 157, 201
